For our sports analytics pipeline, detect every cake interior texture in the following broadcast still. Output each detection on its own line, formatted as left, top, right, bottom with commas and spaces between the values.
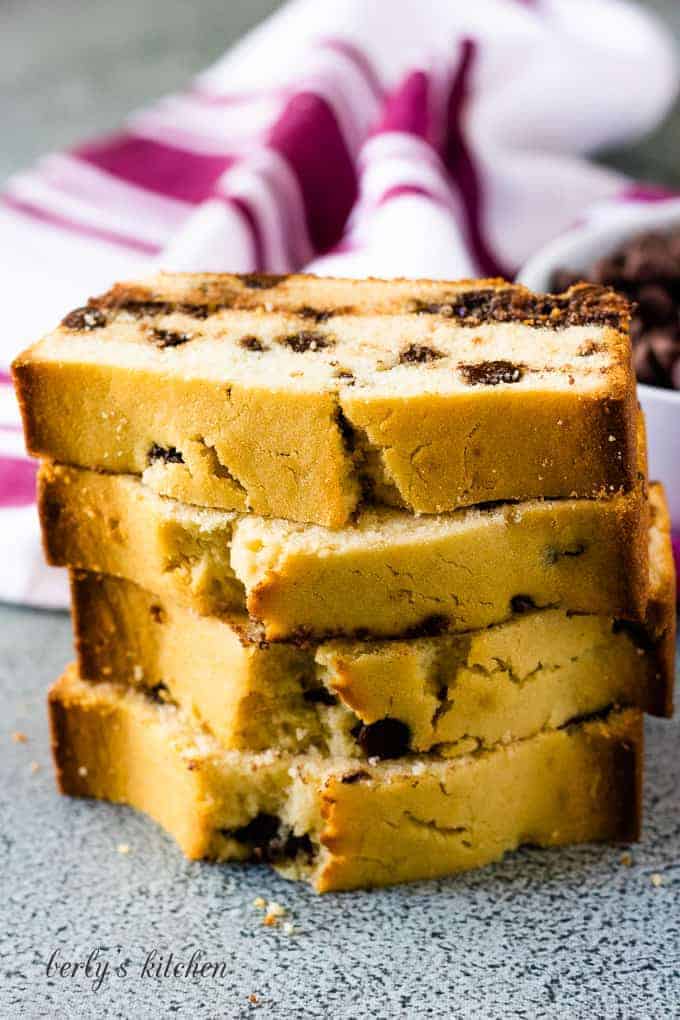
39, 454, 650, 641
69, 482, 674, 756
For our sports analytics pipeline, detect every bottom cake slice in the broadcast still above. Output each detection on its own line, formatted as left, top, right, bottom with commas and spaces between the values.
50, 666, 642, 892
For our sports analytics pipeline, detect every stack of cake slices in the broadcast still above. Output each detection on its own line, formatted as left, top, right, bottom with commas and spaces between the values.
13, 273, 675, 893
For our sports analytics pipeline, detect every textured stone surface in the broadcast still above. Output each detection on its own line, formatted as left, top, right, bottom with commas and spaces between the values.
0, 601, 678, 1018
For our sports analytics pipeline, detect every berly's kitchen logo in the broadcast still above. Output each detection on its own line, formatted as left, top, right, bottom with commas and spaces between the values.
45, 947, 232, 992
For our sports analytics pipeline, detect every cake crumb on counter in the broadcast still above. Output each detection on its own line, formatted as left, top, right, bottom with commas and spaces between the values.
263, 901, 286, 926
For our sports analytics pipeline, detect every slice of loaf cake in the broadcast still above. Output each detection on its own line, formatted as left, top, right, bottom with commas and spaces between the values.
39, 462, 649, 641
50, 665, 642, 892
14, 273, 636, 527
69, 483, 674, 755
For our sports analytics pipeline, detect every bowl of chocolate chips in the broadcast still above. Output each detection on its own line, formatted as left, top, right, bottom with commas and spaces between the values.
519, 201, 680, 527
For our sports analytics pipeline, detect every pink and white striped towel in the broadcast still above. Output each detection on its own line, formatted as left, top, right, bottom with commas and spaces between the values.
1, 0, 678, 608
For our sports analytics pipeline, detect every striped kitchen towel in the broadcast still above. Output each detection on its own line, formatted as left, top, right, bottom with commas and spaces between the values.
1, 0, 677, 606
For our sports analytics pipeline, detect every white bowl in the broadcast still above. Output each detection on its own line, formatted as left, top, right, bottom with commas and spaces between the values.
518, 201, 680, 528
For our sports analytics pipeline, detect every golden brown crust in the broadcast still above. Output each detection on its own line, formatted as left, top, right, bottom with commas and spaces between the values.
644, 484, 677, 716
89, 274, 631, 330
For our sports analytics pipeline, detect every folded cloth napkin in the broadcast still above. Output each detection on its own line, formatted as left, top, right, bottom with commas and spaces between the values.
1, 0, 677, 608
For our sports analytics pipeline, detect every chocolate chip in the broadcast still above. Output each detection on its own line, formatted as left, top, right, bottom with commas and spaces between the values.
239, 335, 268, 352
149, 328, 192, 349
637, 284, 674, 325
230, 813, 279, 846
634, 329, 679, 388
459, 361, 524, 386
552, 228, 680, 390
61, 306, 107, 331
146, 682, 171, 704
398, 344, 445, 364
278, 331, 333, 353
341, 770, 370, 784
277, 832, 314, 862
148, 443, 184, 465
149, 604, 166, 624
297, 306, 331, 322
303, 687, 338, 706
622, 236, 679, 283
591, 254, 626, 287
240, 273, 287, 290
227, 813, 314, 862
511, 595, 536, 613
352, 717, 411, 759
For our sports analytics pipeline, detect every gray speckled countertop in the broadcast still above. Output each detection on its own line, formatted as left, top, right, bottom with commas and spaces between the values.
2, 605, 679, 1019
2, 2, 680, 1017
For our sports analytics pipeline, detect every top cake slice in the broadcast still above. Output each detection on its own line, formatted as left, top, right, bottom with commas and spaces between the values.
13, 272, 637, 528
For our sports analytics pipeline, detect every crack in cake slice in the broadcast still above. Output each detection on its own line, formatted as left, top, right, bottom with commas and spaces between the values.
13, 273, 637, 527
50, 666, 642, 892
39, 459, 649, 641
69, 483, 674, 756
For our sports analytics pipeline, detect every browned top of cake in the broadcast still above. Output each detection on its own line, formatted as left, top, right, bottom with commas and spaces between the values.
79, 272, 630, 331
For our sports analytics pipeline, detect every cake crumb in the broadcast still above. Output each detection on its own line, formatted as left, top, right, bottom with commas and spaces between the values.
252, 896, 266, 909
282, 922, 295, 936
248, 993, 259, 1005
29, 761, 41, 775
263, 902, 286, 927
12, 731, 28, 743
117, 843, 130, 855
78, 765, 88, 777
651, 872, 664, 887
620, 852, 633, 868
